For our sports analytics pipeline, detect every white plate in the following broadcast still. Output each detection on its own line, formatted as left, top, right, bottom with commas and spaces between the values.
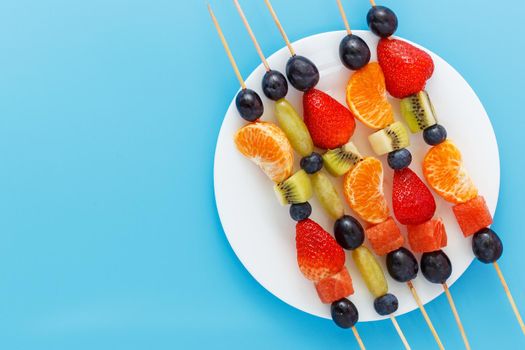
214, 30, 499, 322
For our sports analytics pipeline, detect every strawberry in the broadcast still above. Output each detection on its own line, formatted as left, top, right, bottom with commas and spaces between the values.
296, 219, 346, 282
393, 168, 436, 225
315, 267, 354, 304
303, 89, 355, 149
378, 38, 434, 98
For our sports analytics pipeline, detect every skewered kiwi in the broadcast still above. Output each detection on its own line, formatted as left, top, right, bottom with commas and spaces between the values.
322, 141, 363, 176
400, 91, 438, 133
368, 121, 410, 156
274, 170, 313, 205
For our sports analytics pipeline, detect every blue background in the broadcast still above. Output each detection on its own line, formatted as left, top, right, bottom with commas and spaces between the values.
0, 0, 523, 349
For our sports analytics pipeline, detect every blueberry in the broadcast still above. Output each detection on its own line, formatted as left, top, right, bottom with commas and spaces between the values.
387, 149, 412, 170
472, 228, 503, 263
289, 202, 312, 222
421, 250, 452, 284
374, 293, 399, 316
366, 6, 398, 38
235, 89, 264, 122
386, 247, 419, 282
339, 34, 371, 71
423, 125, 447, 145
331, 298, 359, 329
262, 70, 288, 101
286, 55, 319, 92
300, 152, 323, 174
334, 215, 364, 250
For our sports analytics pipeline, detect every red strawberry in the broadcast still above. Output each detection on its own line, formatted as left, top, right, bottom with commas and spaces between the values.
296, 219, 346, 282
393, 168, 436, 225
378, 38, 434, 98
303, 88, 355, 149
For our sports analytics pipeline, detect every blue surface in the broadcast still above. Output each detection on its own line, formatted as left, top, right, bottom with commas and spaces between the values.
0, 0, 523, 349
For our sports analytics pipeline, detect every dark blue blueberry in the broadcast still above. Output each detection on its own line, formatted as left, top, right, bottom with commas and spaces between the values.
366, 6, 398, 38
300, 152, 323, 174
386, 247, 419, 282
339, 34, 371, 71
423, 124, 447, 145
331, 298, 359, 329
387, 149, 412, 170
421, 250, 452, 284
289, 202, 312, 222
235, 89, 264, 122
374, 293, 399, 316
472, 228, 503, 263
262, 70, 288, 101
286, 55, 319, 92
334, 215, 364, 250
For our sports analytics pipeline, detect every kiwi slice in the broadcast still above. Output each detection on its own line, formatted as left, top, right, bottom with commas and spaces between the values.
400, 91, 438, 133
323, 141, 363, 177
311, 171, 344, 219
274, 170, 313, 205
368, 121, 410, 156
274, 99, 314, 157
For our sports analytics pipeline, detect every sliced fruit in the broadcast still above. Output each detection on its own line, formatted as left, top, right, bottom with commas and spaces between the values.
352, 246, 388, 297
274, 98, 314, 156
323, 141, 363, 177
346, 62, 394, 129
423, 140, 478, 204
393, 168, 436, 225
368, 121, 410, 156
452, 196, 493, 237
234, 121, 294, 183
274, 170, 312, 205
365, 217, 404, 256
400, 91, 438, 133
407, 218, 447, 253
311, 171, 345, 220
315, 267, 354, 304
343, 157, 389, 223
296, 219, 346, 282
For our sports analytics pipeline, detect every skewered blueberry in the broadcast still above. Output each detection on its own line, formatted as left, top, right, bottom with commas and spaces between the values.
286, 55, 319, 92
386, 247, 418, 282
387, 149, 412, 170
339, 34, 371, 71
374, 293, 399, 316
423, 125, 447, 145
421, 250, 452, 284
366, 6, 398, 38
262, 70, 288, 101
236, 89, 264, 122
334, 215, 364, 250
289, 202, 312, 222
472, 228, 503, 263
300, 152, 323, 174
331, 298, 359, 328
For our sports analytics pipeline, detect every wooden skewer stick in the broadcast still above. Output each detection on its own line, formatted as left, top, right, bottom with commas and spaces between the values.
263, 0, 296, 56
336, 0, 352, 35
442, 283, 471, 350
494, 261, 525, 335
390, 315, 411, 350
369, 0, 377, 7
233, 0, 271, 71
208, 4, 247, 89
351, 326, 366, 350
406, 281, 445, 350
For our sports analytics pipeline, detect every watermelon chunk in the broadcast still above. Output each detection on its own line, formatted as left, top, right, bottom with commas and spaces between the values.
407, 218, 447, 253
315, 267, 354, 304
453, 196, 493, 237
365, 217, 404, 255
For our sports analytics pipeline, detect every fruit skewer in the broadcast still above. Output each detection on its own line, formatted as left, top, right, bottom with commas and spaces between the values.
207, 4, 366, 348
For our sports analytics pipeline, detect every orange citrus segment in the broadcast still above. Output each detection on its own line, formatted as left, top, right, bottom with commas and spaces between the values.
346, 62, 394, 129
343, 157, 389, 223
423, 140, 478, 204
234, 121, 294, 183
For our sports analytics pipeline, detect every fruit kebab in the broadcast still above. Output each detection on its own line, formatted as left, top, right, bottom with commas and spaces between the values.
207, 4, 367, 347
364, 0, 525, 336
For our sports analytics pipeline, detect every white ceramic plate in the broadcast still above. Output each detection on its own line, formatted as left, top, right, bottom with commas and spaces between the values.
214, 30, 499, 322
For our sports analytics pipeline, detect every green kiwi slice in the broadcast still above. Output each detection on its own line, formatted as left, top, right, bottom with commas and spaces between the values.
400, 91, 438, 133
368, 121, 410, 156
322, 141, 363, 177
274, 170, 313, 205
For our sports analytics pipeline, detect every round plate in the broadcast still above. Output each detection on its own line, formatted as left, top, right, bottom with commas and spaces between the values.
214, 30, 499, 322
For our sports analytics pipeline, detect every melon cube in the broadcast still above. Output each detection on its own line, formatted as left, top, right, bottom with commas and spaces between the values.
365, 217, 404, 255
453, 196, 493, 237
315, 267, 354, 304
407, 218, 447, 253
